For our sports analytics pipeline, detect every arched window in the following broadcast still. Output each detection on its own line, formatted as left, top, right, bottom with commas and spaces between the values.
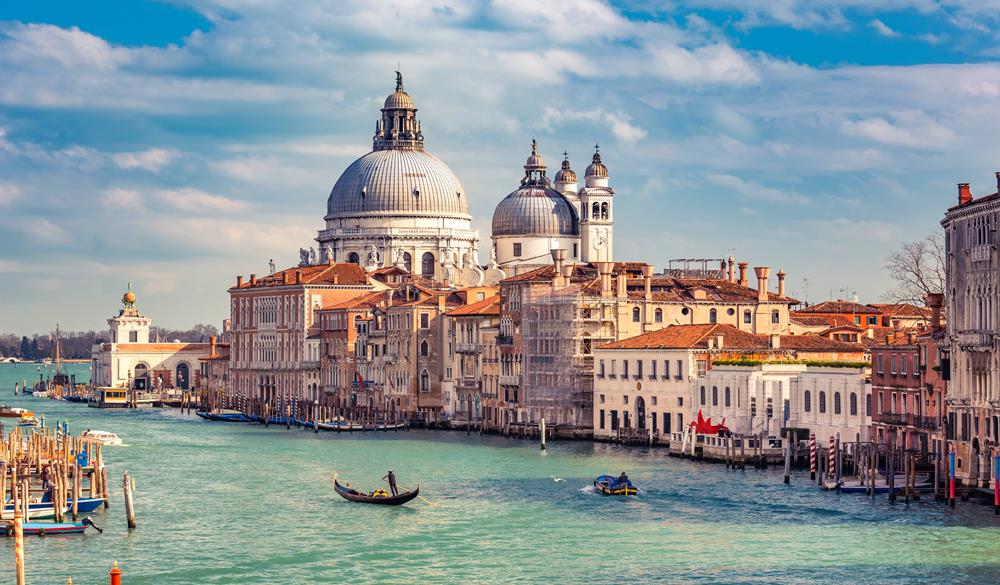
743, 310, 751, 324
700, 386, 706, 405
421, 252, 435, 277
724, 386, 731, 407
819, 391, 827, 413
850, 392, 858, 416
601, 202, 609, 220
420, 370, 429, 392
592, 202, 600, 219
654, 308, 663, 322
403, 252, 412, 273
834, 392, 842, 415
420, 341, 429, 357
632, 307, 640, 322
347, 252, 360, 264
804, 390, 811, 412
712, 386, 718, 406
709, 308, 717, 324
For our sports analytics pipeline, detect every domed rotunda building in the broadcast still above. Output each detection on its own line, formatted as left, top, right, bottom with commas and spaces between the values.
316, 73, 479, 280
491, 141, 614, 275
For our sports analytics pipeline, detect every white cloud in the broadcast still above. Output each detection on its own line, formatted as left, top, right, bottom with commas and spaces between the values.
112, 148, 178, 172
869, 19, 901, 38
706, 174, 812, 205
0, 23, 129, 69
840, 111, 956, 149
541, 108, 647, 143
0, 183, 22, 206
99, 188, 143, 210
155, 188, 249, 212
648, 42, 760, 85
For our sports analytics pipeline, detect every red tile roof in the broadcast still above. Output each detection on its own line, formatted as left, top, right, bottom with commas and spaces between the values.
445, 295, 501, 317
796, 300, 881, 314
598, 324, 863, 352
868, 303, 932, 318
320, 291, 386, 312
233, 263, 369, 289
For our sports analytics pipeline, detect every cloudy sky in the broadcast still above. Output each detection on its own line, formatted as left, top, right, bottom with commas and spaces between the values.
2, 0, 998, 333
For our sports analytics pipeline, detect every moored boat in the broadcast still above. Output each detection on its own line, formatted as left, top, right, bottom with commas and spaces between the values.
594, 474, 637, 496
0, 406, 34, 418
3, 516, 102, 536
82, 430, 123, 446
333, 478, 419, 506
196, 410, 253, 423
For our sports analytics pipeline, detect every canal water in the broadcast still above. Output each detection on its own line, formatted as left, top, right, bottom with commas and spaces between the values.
2, 362, 1000, 584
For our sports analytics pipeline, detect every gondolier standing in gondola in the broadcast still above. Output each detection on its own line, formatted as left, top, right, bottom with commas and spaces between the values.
382, 470, 398, 496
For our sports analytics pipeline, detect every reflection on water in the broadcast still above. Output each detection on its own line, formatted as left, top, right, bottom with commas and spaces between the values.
1, 364, 999, 584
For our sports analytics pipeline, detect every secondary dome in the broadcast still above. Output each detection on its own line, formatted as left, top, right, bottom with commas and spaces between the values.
326, 149, 471, 220
492, 141, 579, 237
554, 152, 577, 183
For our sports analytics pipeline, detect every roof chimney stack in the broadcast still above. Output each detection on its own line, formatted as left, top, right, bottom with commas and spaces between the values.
769, 334, 780, 349
598, 262, 613, 298
209, 335, 217, 357
728, 256, 735, 283
926, 292, 944, 332
777, 270, 786, 298
958, 182, 973, 205
236, 275, 243, 287
738, 262, 749, 287
249, 273, 257, 286
295, 270, 302, 284
753, 266, 771, 302
642, 264, 653, 300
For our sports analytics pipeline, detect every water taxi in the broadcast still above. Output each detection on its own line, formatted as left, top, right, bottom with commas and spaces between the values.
0, 406, 34, 418
82, 430, 122, 446
88, 387, 129, 409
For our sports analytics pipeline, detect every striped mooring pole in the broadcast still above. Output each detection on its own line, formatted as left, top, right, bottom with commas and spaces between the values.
949, 446, 956, 508
809, 433, 817, 480
828, 435, 835, 480
14, 510, 25, 585
993, 451, 999, 515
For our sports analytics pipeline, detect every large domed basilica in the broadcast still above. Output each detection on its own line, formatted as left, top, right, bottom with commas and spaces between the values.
316, 73, 480, 280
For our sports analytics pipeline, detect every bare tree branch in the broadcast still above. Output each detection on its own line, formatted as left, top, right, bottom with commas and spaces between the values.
882, 232, 945, 305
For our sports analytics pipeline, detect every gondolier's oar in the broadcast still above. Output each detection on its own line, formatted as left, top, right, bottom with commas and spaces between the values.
398, 484, 435, 506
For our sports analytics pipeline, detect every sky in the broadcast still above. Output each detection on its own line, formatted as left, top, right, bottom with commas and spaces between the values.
2, 0, 1000, 334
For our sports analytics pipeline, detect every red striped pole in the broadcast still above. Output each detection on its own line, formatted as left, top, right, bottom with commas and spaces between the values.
14, 510, 25, 585
828, 435, 835, 479
809, 433, 816, 480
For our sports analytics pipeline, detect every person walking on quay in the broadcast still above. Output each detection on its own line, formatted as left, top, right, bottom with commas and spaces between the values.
383, 470, 398, 496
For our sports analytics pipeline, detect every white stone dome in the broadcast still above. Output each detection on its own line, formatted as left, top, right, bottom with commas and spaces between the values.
326, 149, 471, 220
492, 185, 579, 237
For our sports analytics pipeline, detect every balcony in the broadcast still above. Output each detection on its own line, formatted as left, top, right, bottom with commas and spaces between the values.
499, 374, 521, 386
456, 342, 484, 354
877, 413, 910, 426
957, 330, 994, 351
497, 335, 514, 346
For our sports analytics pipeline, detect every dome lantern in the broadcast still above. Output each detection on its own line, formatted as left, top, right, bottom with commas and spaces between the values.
374, 71, 422, 151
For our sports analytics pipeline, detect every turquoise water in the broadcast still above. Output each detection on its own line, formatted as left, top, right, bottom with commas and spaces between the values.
2, 363, 1000, 584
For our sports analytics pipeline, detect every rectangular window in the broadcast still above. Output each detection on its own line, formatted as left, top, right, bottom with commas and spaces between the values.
854, 316, 861, 324
420, 313, 429, 329
573, 243, 578, 258
129, 331, 138, 342
867, 315, 878, 325
636, 360, 643, 379
663, 360, 670, 379
623, 395, 629, 405
599, 393, 605, 404
676, 413, 683, 431
513, 243, 522, 257
901, 355, 907, 375
610, 410, 619, 431
598, 360, 605, 378
623, 360, 629, 378
663, 413, 671, 434
599, 409, 605, 429
890, 355, 897, 375
743, 311, 751, 324
610, 359, 617, 379
650, 360, 657, 379
877, 354, 884, 374
878, 391, 884, 414
676, 360, 683, 380
866, 394, 872, 417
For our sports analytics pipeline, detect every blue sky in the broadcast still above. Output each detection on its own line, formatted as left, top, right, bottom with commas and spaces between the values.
2, 0, 1000, 333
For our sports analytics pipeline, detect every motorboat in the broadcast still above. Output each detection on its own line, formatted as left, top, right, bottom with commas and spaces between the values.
82, 430, 122, 446
594, 474, 638, 496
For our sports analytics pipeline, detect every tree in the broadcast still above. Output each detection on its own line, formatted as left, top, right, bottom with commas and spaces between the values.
883, 231, 945, 305
20, 336, 30, 358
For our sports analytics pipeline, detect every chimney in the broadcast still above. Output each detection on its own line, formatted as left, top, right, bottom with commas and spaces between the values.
707, 337, 715, 350
642, 264, 653, 300
996, 171, 1000, 193
777, 270, 786, 297
561, 264, 573, 279
738, 262, 749, 287
728, 256, 735, 283
598, 262, 613, 298
616, 273, 628, 299
249, 273, 257, 286
926, 292, 944, 332
438, 294, 447, 312
328, 253, 335, 266
769, 334, 780, 349
236, 275, 243, 287
295, 270, 303, 285
715, 334, 724, 349
958, 182, 973, 205
209, 335, 217, 356
283, 271, 290, 285
908, 332, 917, 344
385, 289, 394, 307
753, 266, 771, 302
551, 248, 567, 274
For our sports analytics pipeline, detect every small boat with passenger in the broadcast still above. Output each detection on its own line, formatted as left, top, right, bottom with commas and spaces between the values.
594, 474, 638, 496
333, 477, 419, 506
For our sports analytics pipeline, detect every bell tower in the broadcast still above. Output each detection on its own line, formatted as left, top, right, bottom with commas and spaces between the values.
580, 145, 614, 262
108, 282, 151, 344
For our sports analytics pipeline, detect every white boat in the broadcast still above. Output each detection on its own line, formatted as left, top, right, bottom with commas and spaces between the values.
82, 430, 122, 446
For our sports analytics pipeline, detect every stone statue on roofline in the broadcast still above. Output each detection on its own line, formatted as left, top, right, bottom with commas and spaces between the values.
308, 247, 317, 265
322, 243, 334, 263
269, 259, 276, 275
299, 248, 309, 266
365, 243, 382, 272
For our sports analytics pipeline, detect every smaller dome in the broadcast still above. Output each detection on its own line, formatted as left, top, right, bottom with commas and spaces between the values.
585, 145, 608, 178
384, 90, 415, 110
525, 139, 546, 170
492, 186, 579, 237
554, 151, 577, 183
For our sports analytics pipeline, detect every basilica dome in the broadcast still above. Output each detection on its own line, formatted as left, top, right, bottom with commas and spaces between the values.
326, 149, 471, 220
492, 141, 579, 237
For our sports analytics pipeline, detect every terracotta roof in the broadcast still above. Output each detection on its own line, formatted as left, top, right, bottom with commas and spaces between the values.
320, 291, 386, 312
445, 295, 501, 317
791, 316, 836, 327
598, 324, 863, 352
233, 263, 369, 289
868, 303, 932, 318
796, 300, 881, 315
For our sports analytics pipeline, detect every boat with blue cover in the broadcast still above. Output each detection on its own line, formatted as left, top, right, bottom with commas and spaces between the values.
3, 494, 105, 519
594, 474, 637, 496
3, 516, 102, 536
196, 410, 253, 423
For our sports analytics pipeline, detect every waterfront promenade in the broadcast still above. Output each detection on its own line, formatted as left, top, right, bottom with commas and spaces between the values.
3, 365, 1000, 583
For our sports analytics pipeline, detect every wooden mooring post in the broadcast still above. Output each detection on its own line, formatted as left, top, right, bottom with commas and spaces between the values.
783, 430, 791, 484
123, 471, 136, 529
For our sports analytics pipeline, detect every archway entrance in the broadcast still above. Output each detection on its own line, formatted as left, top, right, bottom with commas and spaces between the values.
176, 362, 190, 390
134, 363, 149, 390
636, 396, 646, 430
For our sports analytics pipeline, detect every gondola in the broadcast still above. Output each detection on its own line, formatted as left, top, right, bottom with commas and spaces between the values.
594, 474, 638, 496
333, 478, 419, 506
